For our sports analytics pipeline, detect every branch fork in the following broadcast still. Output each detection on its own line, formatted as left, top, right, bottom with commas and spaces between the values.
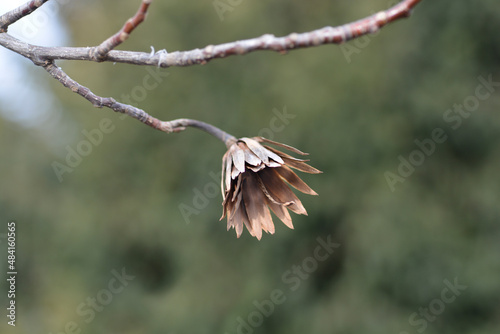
0, 0, 422, 141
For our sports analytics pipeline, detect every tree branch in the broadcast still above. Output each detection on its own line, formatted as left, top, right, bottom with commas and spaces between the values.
42, 61, 236, 143
0, 0, 49, 33
0, 0, 423, 68
0, 0, 423, 141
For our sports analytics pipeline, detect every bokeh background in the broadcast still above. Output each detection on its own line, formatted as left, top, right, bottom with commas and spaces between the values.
1, 0, 499, 333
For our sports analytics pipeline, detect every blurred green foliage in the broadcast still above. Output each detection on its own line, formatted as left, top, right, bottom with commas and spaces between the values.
1, 0, 499, 333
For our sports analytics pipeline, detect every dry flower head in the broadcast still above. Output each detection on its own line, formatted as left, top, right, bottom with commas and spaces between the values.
221, 137, 321, 240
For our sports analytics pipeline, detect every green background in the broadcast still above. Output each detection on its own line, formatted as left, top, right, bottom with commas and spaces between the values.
1, 0, 499, 333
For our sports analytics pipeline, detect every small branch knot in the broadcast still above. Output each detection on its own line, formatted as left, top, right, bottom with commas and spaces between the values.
89, 47, 106, 62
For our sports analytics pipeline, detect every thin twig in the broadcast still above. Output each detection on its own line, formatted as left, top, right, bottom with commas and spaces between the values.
43, 61, 175, 132
168, 119, 237, 146
0, 0, 423, 68
92, 0, 152, 61
0, 0, 49, 33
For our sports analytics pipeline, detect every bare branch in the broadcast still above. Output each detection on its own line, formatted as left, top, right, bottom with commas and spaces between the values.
0, 0, 50, 33
42, 62, 236, 143
169, 119, 237, 145
0, 0, 423, 68
0, 0, 422, 142
42, 61, 174, 132
91, 0, 152, 61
